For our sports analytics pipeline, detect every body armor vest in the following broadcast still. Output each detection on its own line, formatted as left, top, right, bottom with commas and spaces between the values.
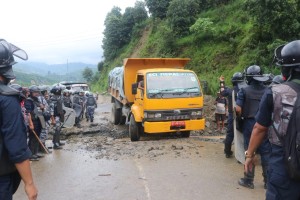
241, 84, 266, 118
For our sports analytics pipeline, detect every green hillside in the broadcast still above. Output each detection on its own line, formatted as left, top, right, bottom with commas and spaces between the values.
93, 0, 300, 94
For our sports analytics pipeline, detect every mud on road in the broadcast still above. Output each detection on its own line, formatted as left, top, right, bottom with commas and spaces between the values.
60, 95, 223, 161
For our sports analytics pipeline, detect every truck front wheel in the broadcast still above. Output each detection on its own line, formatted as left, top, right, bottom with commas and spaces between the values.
129, 115, 142, 141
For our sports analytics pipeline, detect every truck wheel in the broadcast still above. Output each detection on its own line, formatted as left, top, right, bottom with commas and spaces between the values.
181, 131, 190, 138
129, 115, 141, 141
120, 116, 126, 125
111, 103, 121, 125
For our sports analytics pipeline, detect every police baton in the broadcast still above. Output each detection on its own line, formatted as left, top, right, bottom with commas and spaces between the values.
31, 129, 50, 154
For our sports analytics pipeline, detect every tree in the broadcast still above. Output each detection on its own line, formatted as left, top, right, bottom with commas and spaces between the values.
97, 61, 104, 72
245, 0, 300, 41
190, 18, 215, 36
82, 67, 94, 83
102, 7, 123, 61
133, 1, 148, 24
145, 0, 172, 19
167, 0, 200, 36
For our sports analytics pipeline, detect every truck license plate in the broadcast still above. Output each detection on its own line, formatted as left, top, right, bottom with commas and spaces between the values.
170, 121, 186, 129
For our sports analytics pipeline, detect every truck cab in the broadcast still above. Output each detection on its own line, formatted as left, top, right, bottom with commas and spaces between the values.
130, 68, 205, 140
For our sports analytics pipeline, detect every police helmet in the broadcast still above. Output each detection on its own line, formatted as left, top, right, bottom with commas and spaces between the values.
264, 73, 274, 85
79, 89, 84, 95
275, 40, 300, 67
10, 84, 26, 99
29, 85, 41, 93
0, 39, 28, 81
274, 40, 300, 80
51, 84, 63, 94
231, 72, 244, 84
85, 91, 89, 96
38, 85, 50, 92
244, 65, 269, 84
272, 75, 285, 84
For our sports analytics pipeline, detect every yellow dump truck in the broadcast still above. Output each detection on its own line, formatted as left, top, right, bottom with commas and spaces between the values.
108, 58, 205, 141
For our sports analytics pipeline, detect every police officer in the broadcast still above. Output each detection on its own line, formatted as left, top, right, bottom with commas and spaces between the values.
72, 90, 82, 128
236, 65, 271, 189
79, 89, 86, 120
38, 85, 51, 152
245, 40, 300, 199
63, 89, 72, 108
25, 85, 45, 160
0, 39, 37, 199
50, 85, 65, 149
85, 92, 97, 122
219, 72, 245, 158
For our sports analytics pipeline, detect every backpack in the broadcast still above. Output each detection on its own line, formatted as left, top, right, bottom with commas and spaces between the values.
273, 81, 300, 180
86, 96, 95, 106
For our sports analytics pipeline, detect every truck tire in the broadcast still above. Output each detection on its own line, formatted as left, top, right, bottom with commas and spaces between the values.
120, 116, 126, 125
181, 131, 190, 138
111, 103, 121, 125
129, 115, 141, 142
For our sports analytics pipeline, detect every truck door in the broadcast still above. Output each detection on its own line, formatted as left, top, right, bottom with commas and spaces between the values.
134, 75, 144, 120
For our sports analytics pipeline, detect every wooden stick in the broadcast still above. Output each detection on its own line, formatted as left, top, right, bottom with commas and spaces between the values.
31, 129, 49, 154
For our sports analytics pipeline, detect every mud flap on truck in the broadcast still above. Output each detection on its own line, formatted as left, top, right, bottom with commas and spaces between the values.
111, 100, 122, 125
129, 114, 143, 141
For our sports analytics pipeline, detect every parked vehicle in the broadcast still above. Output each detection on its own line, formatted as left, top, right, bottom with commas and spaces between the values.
108, 58, 205, 141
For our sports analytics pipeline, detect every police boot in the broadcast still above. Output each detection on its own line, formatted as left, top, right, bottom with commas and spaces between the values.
238, 166, 255, 189
224, 143, 233, 158
262, 165, 268, 189
53, 131, 62, 150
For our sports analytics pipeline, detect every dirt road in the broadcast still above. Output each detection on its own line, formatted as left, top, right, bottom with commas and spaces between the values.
14, 95, 265, 200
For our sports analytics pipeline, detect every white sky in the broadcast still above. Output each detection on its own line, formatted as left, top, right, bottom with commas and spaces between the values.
1, 0, 137, 65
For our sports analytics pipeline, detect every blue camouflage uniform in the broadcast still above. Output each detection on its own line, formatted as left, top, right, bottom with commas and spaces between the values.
0, 94, 31, 199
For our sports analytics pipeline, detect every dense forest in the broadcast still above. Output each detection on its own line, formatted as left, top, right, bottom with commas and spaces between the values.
92, 0, 300, 94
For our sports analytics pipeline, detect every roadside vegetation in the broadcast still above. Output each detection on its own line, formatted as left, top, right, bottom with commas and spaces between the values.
93, 0, 300, 94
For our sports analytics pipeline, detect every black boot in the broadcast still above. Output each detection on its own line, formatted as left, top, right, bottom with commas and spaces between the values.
238, 166, 255, 189
224, 143, 233, 158
262, 165, 268, 189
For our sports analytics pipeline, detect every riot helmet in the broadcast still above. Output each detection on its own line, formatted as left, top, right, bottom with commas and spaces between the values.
264, 73, 274, 85
0, 39, 28, 84
231, 72, 244, 84
274, 40, 300, 80
29, 85, 40, 93
244, 65, 269, 85
51, 84, 63, 95
272, 75, 285, 84
10, 83, 26, 99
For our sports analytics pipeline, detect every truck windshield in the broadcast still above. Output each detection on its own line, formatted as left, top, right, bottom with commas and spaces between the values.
146, 72, 202, 99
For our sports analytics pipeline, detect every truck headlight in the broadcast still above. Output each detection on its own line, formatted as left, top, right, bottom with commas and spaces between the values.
154, 113, 162, 118
191, 110, 202, 119
144, 112, 161, 119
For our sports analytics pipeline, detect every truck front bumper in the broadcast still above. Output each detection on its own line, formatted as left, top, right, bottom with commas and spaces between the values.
143, 119, 205, 134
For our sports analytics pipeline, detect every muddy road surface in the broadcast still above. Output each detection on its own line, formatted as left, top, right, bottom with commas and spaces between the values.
15, 95, 265, 200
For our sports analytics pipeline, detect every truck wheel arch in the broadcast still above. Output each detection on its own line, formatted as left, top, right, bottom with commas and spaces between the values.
130, 104, 143, 122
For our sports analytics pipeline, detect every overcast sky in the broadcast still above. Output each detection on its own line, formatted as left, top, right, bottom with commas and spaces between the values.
1, 0, 137, 65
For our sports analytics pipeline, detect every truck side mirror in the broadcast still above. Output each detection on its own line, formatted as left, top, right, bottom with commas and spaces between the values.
132, 83, 137, 95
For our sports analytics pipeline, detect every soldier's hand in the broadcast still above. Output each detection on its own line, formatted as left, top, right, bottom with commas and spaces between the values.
29, 124, 34, 131
25, 182, 38, 200
51, 120, 56, 125
244, 156, 257, 174
40, 104, 45, 110
219, 75, 225, 81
